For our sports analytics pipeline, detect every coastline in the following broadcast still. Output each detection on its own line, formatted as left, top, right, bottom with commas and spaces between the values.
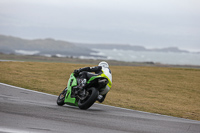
1, 53, 200, 69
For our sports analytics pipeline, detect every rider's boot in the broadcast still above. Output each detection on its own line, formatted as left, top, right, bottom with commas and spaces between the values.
97, 95, 105, 103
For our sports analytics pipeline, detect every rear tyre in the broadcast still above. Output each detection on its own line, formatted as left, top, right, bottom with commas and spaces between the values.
57, 88, 67, 106
78, 87, 99, 110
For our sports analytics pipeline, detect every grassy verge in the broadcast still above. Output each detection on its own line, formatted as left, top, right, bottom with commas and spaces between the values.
0, 61, 200, 120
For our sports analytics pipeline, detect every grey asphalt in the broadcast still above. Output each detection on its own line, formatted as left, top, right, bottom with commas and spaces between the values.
0, 83, 199, 133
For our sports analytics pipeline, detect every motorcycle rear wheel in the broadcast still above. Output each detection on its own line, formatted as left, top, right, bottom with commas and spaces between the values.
78, 87, 99, 110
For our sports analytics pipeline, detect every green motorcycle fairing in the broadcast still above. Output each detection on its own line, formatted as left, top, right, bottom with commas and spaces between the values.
64, 73, 78, 106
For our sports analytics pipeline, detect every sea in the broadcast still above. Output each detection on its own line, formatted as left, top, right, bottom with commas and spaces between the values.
91, 49, 200, 66
14, 49, 200, 66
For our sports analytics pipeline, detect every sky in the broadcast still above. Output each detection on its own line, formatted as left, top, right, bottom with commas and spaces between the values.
0, 0, 200, 52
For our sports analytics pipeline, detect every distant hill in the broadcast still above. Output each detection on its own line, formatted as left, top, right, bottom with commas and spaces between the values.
0, 35, 96, 57
76, 43, 189, 53
0, 34, 191, 59
76, 43, 146, 51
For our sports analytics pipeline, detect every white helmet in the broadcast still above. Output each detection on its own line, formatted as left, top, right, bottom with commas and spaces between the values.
98, 61, 109, 68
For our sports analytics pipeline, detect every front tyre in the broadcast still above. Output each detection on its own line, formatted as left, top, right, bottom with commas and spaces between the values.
78, 87, 99, 110
57, 88, 67, 106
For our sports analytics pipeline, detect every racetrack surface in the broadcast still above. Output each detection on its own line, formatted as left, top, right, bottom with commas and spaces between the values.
0, 83, 200, 133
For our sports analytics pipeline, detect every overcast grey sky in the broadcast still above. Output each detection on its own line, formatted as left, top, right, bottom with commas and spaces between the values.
0, 0, 200, 51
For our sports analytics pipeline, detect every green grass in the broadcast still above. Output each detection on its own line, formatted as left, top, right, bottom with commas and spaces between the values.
0, 61, 200, 120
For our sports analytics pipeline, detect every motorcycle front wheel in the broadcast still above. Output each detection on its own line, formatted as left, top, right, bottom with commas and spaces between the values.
78, 87, 99, 110
57, 88, 67, 106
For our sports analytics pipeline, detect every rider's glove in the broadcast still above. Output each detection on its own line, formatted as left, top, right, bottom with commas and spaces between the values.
74, 69, 80, 77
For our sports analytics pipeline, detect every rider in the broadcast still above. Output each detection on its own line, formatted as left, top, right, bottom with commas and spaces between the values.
73, 61, 112, 103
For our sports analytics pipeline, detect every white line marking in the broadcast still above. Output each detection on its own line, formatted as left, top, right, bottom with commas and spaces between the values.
0, 82, 56, 97
0, 127, 36, 133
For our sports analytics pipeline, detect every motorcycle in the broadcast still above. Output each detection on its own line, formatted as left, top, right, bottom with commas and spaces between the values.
57, 72, 109, 110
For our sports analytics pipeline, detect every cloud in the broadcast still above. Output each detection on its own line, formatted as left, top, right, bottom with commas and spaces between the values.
0, 0, 200, 51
